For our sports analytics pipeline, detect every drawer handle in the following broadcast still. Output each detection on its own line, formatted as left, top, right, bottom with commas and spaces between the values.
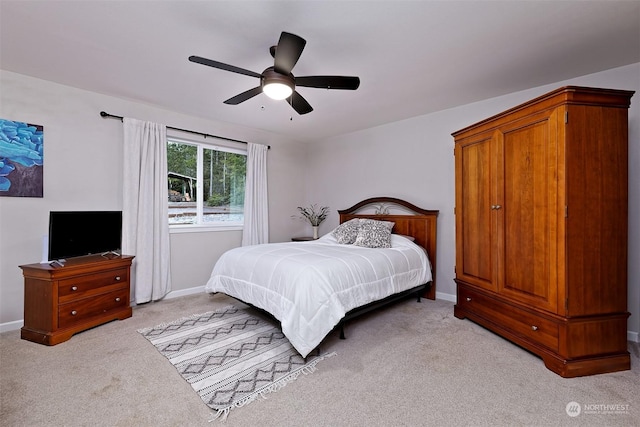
115, 276, 121, 281
71, 286, 78, 291
115, 297, 121, 302
531, 325, 538, 331
466, 297, 471, 302
71, 310, 77, 316
490, 205, 502, 210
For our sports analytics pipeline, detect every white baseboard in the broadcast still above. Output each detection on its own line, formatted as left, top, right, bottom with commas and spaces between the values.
164, 285, 205, 300
435, 291, 456, 303
2, 287, 639, 344
0, 320, 23, 334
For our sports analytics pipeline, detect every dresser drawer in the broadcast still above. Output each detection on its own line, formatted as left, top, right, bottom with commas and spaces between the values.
58, 288, 129, 329
58, 268, 128, 301
458, 286, 559, 351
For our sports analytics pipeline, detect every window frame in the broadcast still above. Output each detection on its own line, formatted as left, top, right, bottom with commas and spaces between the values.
167, 135, 247, 234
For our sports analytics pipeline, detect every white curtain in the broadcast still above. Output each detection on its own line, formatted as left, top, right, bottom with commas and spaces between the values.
241, 143, 269, 246
122, 118, 171, 304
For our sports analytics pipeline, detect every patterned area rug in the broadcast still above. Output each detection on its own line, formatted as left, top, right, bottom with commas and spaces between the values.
138, 305, 334, 420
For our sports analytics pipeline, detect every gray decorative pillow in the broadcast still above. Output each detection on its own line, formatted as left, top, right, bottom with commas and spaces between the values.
354, 219, 395, 248
332, 218, 360, 244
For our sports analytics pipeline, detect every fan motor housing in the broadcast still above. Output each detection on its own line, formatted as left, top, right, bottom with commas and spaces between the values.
261, 67, 295, 90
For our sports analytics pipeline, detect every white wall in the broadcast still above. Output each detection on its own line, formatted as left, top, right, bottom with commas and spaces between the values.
306, 63, 640, 340
2, 64, 638, 340
0, 70, 308, 327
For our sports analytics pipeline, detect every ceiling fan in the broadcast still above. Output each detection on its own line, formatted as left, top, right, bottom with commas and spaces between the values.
189, 31, 360, 115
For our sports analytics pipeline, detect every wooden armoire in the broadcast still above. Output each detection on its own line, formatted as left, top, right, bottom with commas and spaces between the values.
452, 86, 634, 377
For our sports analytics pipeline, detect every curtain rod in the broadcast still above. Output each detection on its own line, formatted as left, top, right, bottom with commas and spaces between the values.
99, 111, 270, 149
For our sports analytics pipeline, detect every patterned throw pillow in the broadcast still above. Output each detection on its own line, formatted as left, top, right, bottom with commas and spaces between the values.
332, 218, 361, 244
353, 219, 395, 248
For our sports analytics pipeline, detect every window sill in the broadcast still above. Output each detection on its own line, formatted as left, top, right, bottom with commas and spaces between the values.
169, 224, 243, 234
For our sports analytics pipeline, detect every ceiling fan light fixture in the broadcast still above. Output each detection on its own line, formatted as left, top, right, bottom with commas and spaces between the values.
189, 32, 359, 114
261, 67, 295, 100
263, 81, 293, 100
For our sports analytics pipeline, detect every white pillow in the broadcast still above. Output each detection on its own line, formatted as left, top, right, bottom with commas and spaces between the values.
353, 219, 395, 248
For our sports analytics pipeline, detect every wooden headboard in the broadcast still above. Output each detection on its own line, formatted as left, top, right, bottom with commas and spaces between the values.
338, 197, 439, 300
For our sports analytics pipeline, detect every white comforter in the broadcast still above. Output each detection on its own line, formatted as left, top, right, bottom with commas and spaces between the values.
205, 233, 431, 357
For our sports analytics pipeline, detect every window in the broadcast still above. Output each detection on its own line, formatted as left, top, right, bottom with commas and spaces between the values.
167, 138, 246, 228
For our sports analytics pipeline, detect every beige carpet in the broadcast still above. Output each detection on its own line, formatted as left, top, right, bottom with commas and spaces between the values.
1, 292, 638, 426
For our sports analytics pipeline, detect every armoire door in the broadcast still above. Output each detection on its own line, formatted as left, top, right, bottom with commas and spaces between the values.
455, 133, 498, 292
496, 108, 562, 313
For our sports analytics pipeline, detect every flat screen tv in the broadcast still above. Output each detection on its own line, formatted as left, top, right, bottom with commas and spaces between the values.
48, 211, 122, 261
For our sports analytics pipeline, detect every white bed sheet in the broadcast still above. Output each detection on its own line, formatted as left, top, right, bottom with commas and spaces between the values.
205, 233, 431, 357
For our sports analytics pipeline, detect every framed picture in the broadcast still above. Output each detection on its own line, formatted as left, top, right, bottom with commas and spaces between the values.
0, 119, 44, 198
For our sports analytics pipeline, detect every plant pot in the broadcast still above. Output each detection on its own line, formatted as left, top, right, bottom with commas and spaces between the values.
312, 226, 319, 240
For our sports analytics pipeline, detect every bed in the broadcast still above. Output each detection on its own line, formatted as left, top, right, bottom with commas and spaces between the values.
205, 197, 438, 357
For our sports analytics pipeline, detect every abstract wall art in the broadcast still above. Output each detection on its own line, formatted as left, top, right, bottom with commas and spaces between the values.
0, 119, 44, 197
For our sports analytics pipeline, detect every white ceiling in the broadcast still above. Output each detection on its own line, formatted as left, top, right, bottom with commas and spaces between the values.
1, 1, 639, 142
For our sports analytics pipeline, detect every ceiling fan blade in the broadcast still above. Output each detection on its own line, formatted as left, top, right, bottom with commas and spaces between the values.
223, 86, 263, 105
295, 75, 360, 90
287, 91, 313, 115
273, 32, 306, 75
189, 56, 262, 79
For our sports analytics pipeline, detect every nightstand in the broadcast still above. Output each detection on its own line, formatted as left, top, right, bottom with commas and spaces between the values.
291, 236, 316, 242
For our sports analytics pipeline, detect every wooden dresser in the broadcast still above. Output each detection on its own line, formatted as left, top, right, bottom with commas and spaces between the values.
20, 254, 134, 345
452, 86, 634, 377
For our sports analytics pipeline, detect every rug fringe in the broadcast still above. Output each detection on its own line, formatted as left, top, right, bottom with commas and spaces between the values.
207, 351, 337, 423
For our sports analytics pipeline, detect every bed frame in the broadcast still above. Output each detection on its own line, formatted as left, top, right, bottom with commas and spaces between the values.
229, 196, 439, 348
335, 196, 439, 338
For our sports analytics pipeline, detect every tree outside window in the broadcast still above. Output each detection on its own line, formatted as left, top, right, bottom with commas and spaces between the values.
167, 139, 246, 226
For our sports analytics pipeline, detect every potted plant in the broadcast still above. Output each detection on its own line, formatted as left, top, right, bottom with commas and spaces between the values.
296, 204, 329, 239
